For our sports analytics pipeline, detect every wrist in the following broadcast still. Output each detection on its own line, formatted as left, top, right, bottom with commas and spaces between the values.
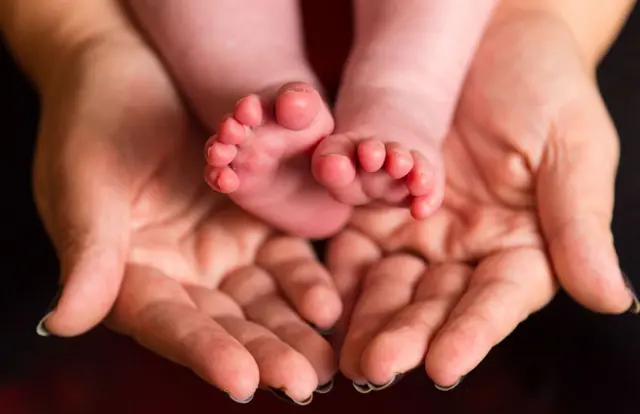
1, 1, 130, 89
495, 0, 635, 69
497, 0, 635, 71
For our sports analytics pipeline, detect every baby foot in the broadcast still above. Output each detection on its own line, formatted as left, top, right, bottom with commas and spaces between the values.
204, 82, 351, 238
312, 119, 445, 220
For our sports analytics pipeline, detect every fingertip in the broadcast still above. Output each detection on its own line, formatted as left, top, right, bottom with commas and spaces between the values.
301, 283, 343, 330
189, 339, 261, 399
204, 348, 261, 399
550, 220, 631, 314
360, 331, 408, 385
43, 244, 125, 337
424, 325, 479, 388
43, 284, 117, 337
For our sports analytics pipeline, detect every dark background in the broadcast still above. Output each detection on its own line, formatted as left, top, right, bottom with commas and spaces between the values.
1, 3, 640, 412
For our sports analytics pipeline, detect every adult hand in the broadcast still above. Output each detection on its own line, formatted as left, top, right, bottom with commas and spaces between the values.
31, 3, 339, 403
330, 9, 636, 391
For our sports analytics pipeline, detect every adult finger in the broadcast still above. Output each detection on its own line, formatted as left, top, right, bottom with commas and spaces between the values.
34, 115, 129, 337
325, 228, 382, 349
219, 266, 323, 402
360, 264, 471, 387
338, 254, 425, 388
107, 264, 259, 402
257, 236, 342, 332
538, 86, 635, 314
188, 283, 321, 405
426, 248, 556, 388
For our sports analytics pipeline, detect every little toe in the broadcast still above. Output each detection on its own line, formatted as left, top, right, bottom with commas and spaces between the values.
206, 141, 238, 167
357, 139, 386, 172
410, 195, 438, 220
234, 95, 264, 127
385, 143, 414, 179
406, 151, 434, 197
205, 166, 240, 194
275, 82, 321, 131
219, 115, 249, 145
312, 135, 357, 189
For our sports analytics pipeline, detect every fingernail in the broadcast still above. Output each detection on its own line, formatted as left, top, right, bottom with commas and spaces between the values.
227, 393, 254, 404
368, 373, 404, 391
36, 287, 62, 337
434, 376, 464, 392
309, 323, 333, 336
268, 388, 313, 406
315, 378, 334, 394
622, 272, 640, 314
352, 381, 372, 394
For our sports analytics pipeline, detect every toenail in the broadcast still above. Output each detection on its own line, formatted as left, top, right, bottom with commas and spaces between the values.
434, 376, 464, 392
36, 287, 62, 337
285, 86, 312, 93
267, 387, 313, 406
368, 374, 404, 391
227, 393, 254, 404
352, 381, 373, 394
315, 378, 334, 394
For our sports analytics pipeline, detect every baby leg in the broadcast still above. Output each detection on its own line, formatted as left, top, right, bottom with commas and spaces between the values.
129, 0, 350, 237
312, 0, 497, 219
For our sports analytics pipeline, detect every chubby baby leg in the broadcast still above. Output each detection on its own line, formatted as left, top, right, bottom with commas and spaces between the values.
313, 0, 497, 219
129, 0, 350, 237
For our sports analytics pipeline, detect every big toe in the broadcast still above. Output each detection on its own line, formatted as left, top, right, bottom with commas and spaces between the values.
312, 134, 358, 189
275, 82, 322, 131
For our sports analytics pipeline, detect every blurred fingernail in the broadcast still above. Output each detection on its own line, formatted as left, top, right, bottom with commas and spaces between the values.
315, 378, 334, 394
352, 381, 372, 394
227, 393, 253, 404
622, 272, 640, 314
268, 388, 313, 406
368, 373, 404, 391
36, 288, 62, 337
434, 376, 464, 391
309, 323, 333, 336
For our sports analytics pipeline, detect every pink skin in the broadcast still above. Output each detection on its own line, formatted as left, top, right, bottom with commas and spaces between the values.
131, 0, 496, 233
312, 133, 439, 219
129, 0, 350, 238
312, 0, 497, 219
204, 82, 351, 238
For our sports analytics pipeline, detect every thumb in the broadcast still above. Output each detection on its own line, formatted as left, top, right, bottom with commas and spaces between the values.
34, 128, 130, 337
537, 85, 636, 314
